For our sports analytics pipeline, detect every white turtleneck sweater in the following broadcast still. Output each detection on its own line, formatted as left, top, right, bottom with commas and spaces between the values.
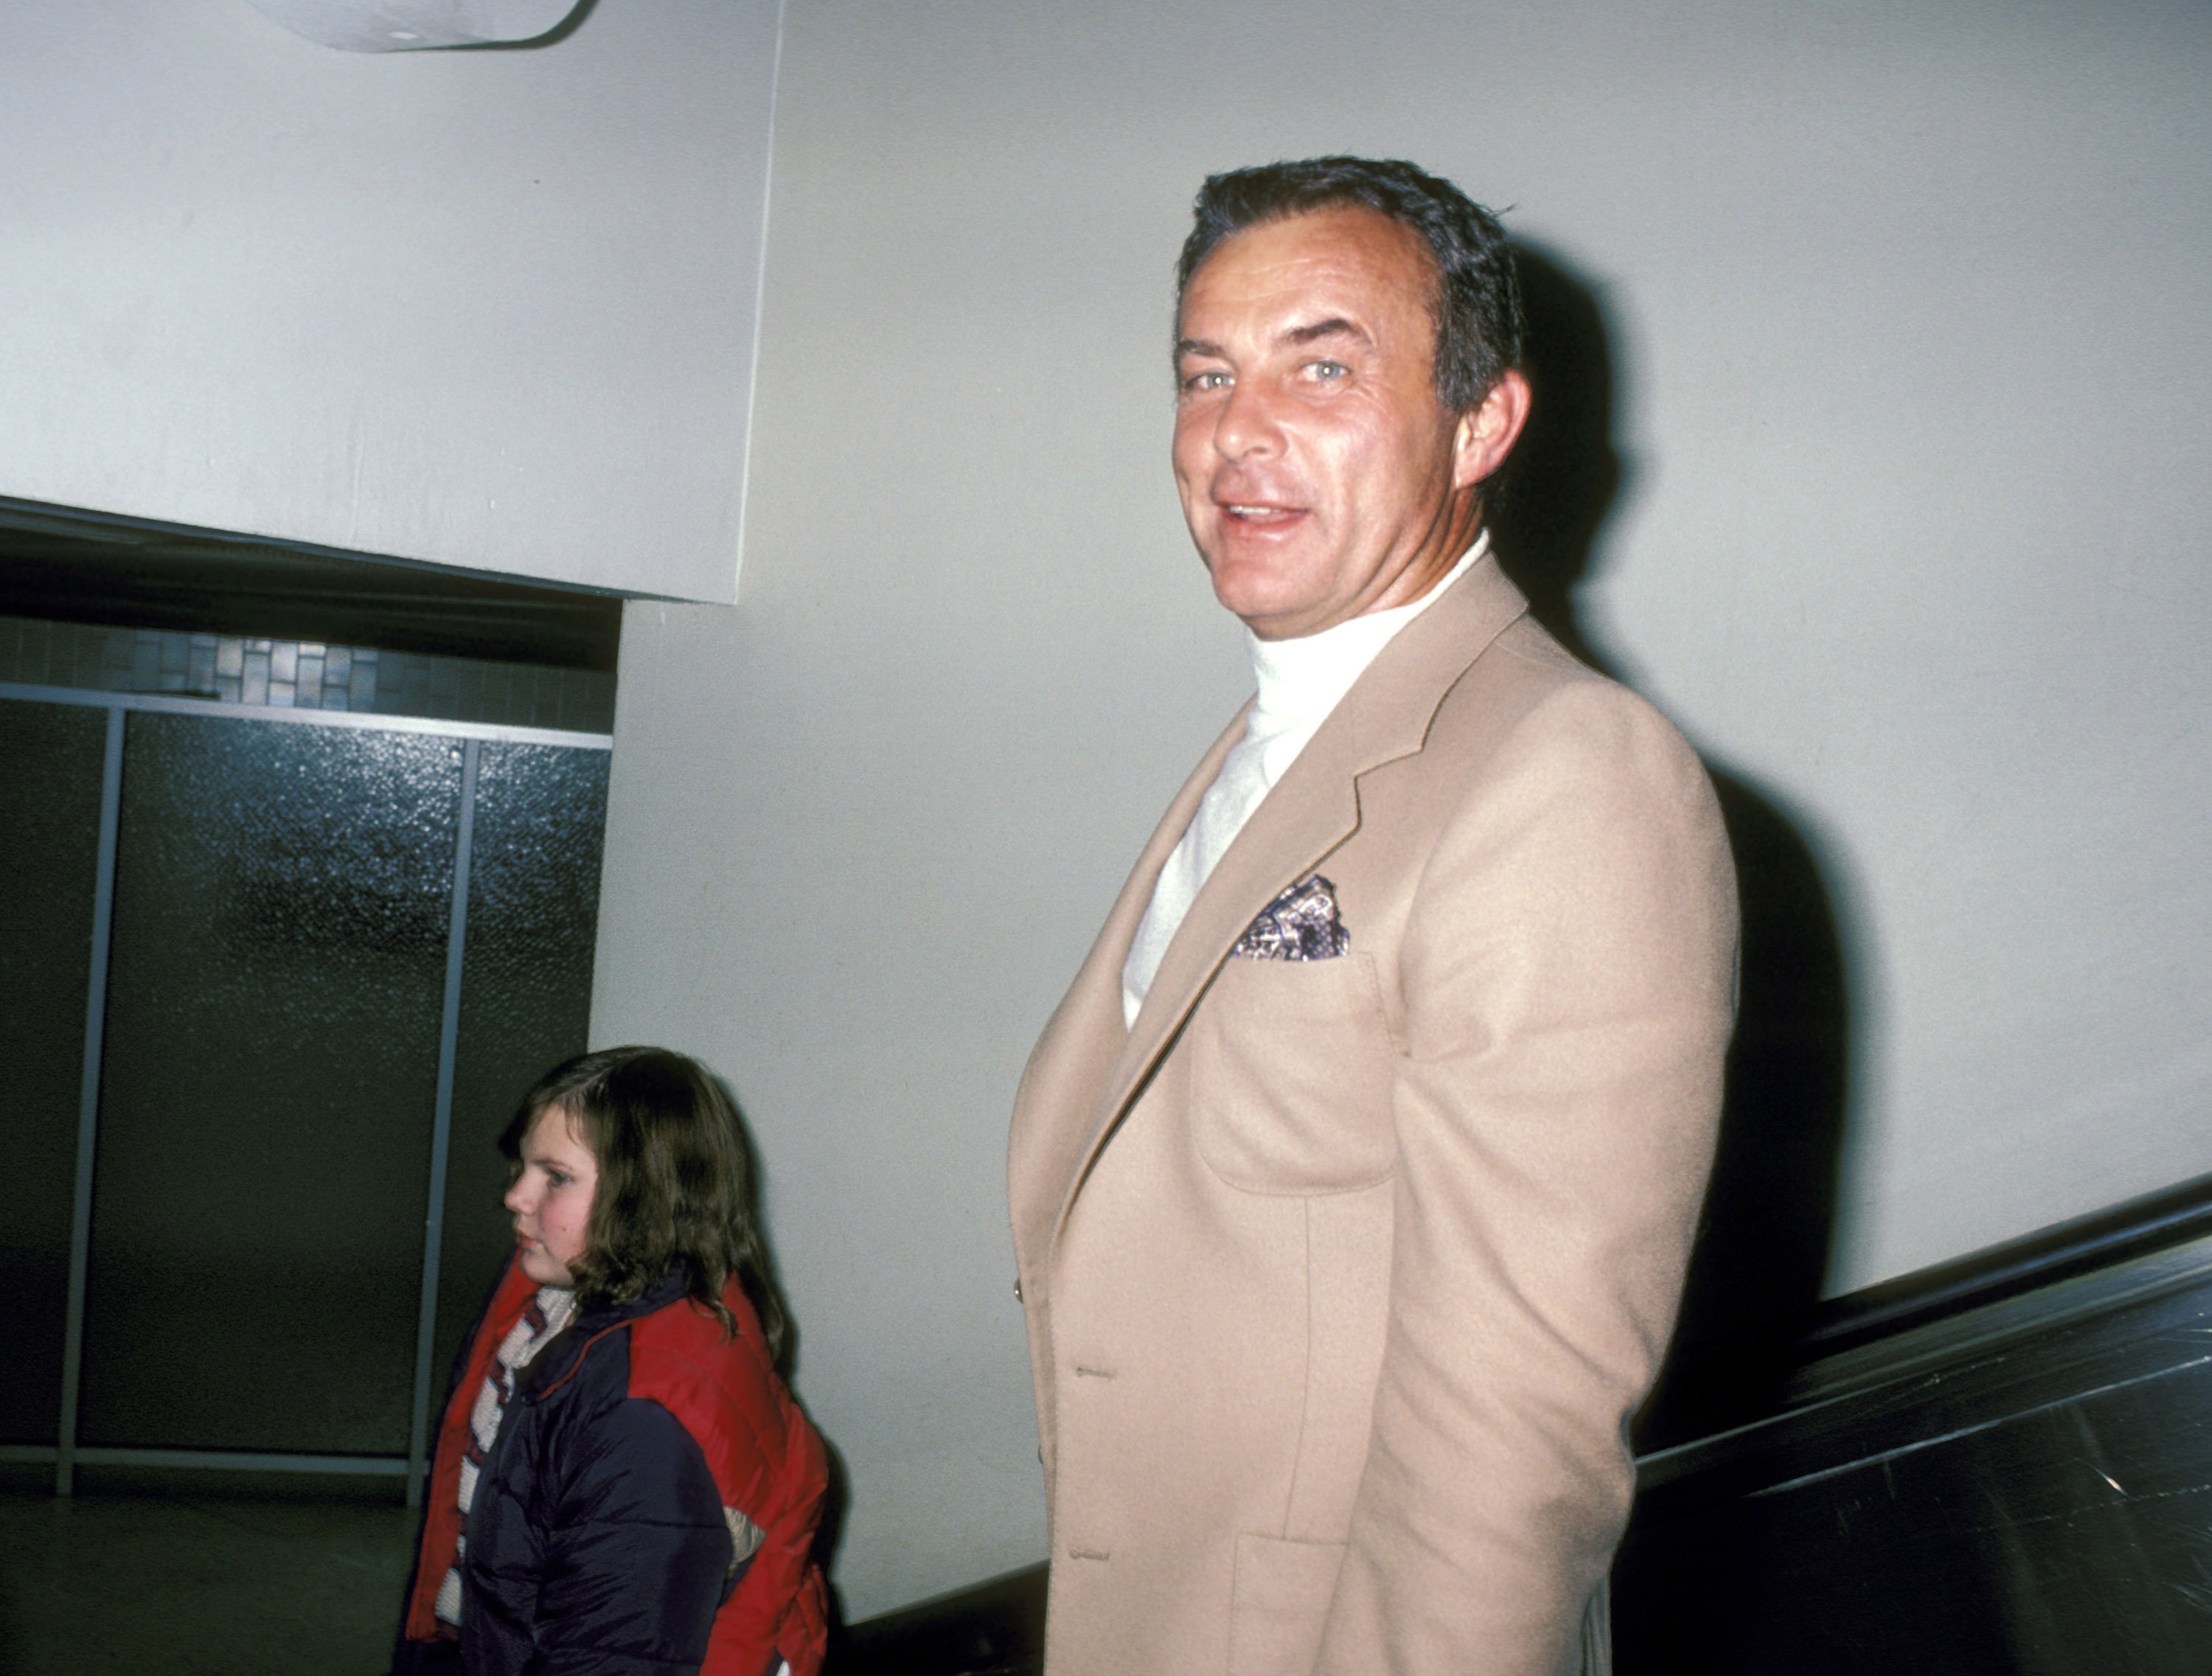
1120, 532, 1489, 1027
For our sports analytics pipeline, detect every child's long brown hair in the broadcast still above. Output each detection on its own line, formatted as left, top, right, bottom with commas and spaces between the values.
503, 1046, 793, 1371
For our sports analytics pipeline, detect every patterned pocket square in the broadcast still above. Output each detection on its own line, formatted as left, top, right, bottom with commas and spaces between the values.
1232, 874, 1350, 961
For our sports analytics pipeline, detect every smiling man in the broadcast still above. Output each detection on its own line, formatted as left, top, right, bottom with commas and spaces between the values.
1008, 158, 1739, 1675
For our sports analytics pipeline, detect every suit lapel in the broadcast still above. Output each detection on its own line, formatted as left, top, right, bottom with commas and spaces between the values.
1082, 703, 1251, 1028
1052, 554, 1531, 1239
1009, 700, 1249, 1252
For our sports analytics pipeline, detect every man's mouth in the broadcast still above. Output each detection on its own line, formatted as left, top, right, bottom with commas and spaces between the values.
1220, 502, 1304, 526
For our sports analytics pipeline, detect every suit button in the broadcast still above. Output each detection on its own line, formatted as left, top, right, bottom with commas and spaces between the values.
1013, 1276, 1023, 1301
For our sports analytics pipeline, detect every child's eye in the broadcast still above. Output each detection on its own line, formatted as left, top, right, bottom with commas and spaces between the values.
546, 1171, 569, 1189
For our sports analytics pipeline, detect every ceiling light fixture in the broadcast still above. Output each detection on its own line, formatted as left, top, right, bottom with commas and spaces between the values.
241, 0, 585, 53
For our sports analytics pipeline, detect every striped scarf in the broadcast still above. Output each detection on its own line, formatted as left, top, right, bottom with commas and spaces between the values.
434, 1285, 577, 1630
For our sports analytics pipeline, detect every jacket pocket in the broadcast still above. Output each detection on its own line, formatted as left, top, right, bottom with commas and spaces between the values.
1187, 953, 1397, 1194
1228, 1531, 1346, 1676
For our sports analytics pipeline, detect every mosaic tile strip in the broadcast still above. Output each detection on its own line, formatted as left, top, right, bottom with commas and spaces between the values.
0, 616, 613, 733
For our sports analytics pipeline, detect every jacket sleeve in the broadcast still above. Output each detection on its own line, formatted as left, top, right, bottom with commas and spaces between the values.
529, 1395, 740, 1675
1316, 679, 1738, 1675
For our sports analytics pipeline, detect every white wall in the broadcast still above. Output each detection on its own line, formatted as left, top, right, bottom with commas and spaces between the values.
0, 0, 778, 600
602, 0, 2199, 1621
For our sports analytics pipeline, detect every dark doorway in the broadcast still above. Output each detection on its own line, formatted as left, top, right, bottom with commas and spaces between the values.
0, 503, 619, 1505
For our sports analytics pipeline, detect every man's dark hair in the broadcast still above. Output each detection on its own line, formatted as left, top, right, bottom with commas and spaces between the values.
502, 1044, 792, 1371
1176, 156, 1524, 414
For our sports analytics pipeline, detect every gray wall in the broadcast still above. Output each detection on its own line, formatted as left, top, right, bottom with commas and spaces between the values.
592, 0, 2212, 1617
0, 0, 777, 599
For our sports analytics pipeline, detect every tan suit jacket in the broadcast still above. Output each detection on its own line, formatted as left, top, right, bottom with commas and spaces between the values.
1008, 554, 1738, 1676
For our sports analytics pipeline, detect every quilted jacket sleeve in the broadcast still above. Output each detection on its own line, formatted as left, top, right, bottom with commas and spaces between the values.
527, 1396, 739, 1675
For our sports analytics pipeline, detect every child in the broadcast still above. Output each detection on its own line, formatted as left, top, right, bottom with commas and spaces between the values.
393, 1047, 830, 1676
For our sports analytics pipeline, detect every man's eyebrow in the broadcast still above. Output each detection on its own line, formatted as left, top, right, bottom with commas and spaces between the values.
1176, 318, 1371, 361
1281, 316, 1367, 349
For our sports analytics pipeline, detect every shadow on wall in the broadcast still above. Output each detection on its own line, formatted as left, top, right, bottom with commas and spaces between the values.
709, 1071, 860, 1638
1492, 244, 1859, 1448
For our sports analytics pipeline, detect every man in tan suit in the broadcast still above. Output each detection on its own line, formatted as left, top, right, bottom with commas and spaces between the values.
1008, 157, 1737, 1676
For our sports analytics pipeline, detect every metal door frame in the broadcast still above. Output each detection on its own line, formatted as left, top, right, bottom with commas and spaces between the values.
0, 681, 611, 1506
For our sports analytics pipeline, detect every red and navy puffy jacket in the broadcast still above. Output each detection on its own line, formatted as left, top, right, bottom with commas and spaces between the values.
394, 1258, 830, 1676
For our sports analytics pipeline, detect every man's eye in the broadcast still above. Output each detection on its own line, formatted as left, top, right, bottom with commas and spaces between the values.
1305, 360, 1348, 381
1181, 369, 1230, 393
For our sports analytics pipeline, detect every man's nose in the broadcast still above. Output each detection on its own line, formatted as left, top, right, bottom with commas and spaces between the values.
1212, 378, 1282, 461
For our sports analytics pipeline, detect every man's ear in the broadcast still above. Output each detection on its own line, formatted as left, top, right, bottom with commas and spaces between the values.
1451, 369, 1532, 492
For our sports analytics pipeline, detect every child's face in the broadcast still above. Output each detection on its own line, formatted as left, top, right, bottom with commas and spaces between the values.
504, 1104, 598, 1288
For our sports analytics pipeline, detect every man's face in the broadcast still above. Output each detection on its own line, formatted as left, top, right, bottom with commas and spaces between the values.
1173, 205, 1494, 641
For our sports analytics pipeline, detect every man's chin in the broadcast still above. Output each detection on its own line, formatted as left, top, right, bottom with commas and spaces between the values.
1211, 580, 1352, 641
1208, 560, 1311, 628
